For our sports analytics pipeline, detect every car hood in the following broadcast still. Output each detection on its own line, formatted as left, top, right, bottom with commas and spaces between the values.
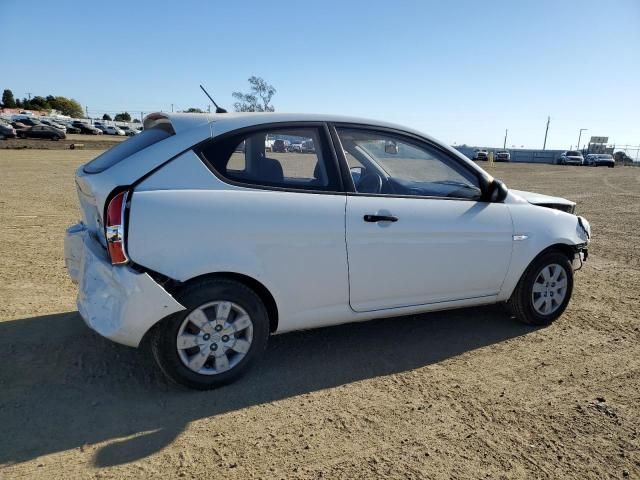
510, 189, 576, 210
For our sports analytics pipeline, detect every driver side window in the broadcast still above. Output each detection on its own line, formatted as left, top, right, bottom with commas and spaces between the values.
337, 128, 482, 200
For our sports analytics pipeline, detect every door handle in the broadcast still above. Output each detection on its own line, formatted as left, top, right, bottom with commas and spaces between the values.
364, 214, 398, 223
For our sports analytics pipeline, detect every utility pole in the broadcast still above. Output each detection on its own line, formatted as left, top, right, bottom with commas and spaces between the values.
140, 112, 144, 123
85, 106, 89, 120
577, 128, 588, 151
503, 129, 508, 149
543, 116, 550, 150
171, 104, 174, 112
208, 104, 211, 113
26, 92, 32, 100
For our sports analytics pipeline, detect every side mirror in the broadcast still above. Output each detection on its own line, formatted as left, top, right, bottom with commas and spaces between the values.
384, 141, 399, 155
350, 166, 364, 186
488, 179, 508, 202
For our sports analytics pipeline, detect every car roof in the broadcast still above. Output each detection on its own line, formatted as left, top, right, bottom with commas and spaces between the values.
142, 111, 494, 185
144, 112, 433, 140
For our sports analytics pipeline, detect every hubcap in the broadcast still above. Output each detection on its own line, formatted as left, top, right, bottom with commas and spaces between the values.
176, 301, 254, 375
531, 263, 568, 315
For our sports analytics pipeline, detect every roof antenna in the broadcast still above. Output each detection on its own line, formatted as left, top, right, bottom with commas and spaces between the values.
199, 84, 227, 113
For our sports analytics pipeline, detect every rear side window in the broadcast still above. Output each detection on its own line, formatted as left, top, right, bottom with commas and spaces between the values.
83, 127, 173, 174
198, 126, 341, 192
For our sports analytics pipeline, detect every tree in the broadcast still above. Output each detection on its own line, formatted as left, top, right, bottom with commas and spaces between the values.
232, 76, 276, 112
132, 118, 141, 123
48, 96, 83, 117
15, 98, 22, 108
2, 89, 16, 108
184, 107, 205, 113
114, 112, 131, 122
29, 96, 50, 111
102, 114, 112, 121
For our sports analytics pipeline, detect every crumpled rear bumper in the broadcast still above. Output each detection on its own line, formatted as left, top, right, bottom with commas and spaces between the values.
64, 223, 185, 347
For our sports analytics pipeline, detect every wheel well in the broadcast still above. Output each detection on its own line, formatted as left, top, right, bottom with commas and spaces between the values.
539, 243, 576, 262
175, 272, 279, 333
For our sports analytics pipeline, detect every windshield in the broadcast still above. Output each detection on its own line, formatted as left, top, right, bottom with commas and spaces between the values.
566, 151, 581, 156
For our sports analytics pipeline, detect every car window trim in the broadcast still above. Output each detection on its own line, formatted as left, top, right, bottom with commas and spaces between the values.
328, 122, 491, 201
194, 121, 347, 195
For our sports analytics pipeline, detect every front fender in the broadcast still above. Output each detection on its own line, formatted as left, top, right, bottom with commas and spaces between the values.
498, 203, 589, 301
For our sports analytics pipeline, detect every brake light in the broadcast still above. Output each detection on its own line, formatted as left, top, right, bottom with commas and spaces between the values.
105, 191, 129, 264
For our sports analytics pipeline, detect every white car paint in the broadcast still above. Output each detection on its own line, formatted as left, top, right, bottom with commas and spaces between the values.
64, 223, 185, 346
345, 195, 513, 311
509, 189, 576, 210
104, 125, 125, 136
64, 112, 591, 348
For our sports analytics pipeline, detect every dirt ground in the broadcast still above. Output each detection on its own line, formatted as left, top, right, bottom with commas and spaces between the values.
0, 145, 639, 479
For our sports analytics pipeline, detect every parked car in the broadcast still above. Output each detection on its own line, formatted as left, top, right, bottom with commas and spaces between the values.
584, 154, 614, 168
64, 112, 591, 390
17, 124, 66, 140
495, 151, 511, 162
11, 121, 29, 130
272, 139, 289, 152
119, 126, 137, 136
104, 125, 126, 136
289, 141, 303, 152
73, 122, 102, 135
40, 120, 67, 134
65, 124, 81, 134
558, 151, 584, 166
301, 139, 315, 153
473, 149, 489, 160
12, 117, 41, 127
0, 121, 17, 139
94, 124, 108, 134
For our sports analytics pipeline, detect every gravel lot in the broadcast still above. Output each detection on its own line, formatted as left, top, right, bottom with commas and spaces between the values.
0, 146, 638, 479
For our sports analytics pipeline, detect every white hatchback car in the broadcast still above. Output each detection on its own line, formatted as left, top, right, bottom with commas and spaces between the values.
104, 125, 126, 136
64, 112, 591, 389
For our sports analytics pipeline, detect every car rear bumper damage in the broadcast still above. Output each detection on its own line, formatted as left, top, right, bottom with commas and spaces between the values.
64, 223, 185, 347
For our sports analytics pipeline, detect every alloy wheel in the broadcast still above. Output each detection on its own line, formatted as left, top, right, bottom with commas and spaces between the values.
531, 263, 568, 315
176, 301, 254, 375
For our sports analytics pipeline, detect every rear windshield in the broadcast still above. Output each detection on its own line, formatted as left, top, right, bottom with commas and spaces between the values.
83, 127, 173, 174
566, 151, 581, 156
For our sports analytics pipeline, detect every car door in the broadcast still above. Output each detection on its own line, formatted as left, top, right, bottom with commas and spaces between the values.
333, 126, 514, 312
31, 126, 43, 138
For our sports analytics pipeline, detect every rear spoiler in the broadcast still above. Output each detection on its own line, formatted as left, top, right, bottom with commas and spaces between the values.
143, 113, 176, 135
143, 112, 215, 135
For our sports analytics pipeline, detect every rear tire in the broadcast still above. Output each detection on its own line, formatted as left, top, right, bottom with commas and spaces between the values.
507, 251, 573, 326
150, 278, 269, 390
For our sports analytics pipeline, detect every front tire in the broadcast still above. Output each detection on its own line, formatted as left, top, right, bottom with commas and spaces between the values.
507, 251, 573, 326
150, 278, 269, 390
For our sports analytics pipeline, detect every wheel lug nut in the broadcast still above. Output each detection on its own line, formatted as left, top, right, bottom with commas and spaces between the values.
210, 343, 217, 351
203, 334, 210, 341
222, 335, 229, 342
215, 325, 223, 332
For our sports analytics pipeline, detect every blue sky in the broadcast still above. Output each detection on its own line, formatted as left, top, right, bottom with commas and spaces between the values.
2, 0, 638, 149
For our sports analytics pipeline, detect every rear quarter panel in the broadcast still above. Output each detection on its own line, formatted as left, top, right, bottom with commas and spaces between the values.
127, 155, 350, 333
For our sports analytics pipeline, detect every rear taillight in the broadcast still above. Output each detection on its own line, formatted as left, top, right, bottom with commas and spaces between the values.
105, 190, 129, 265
